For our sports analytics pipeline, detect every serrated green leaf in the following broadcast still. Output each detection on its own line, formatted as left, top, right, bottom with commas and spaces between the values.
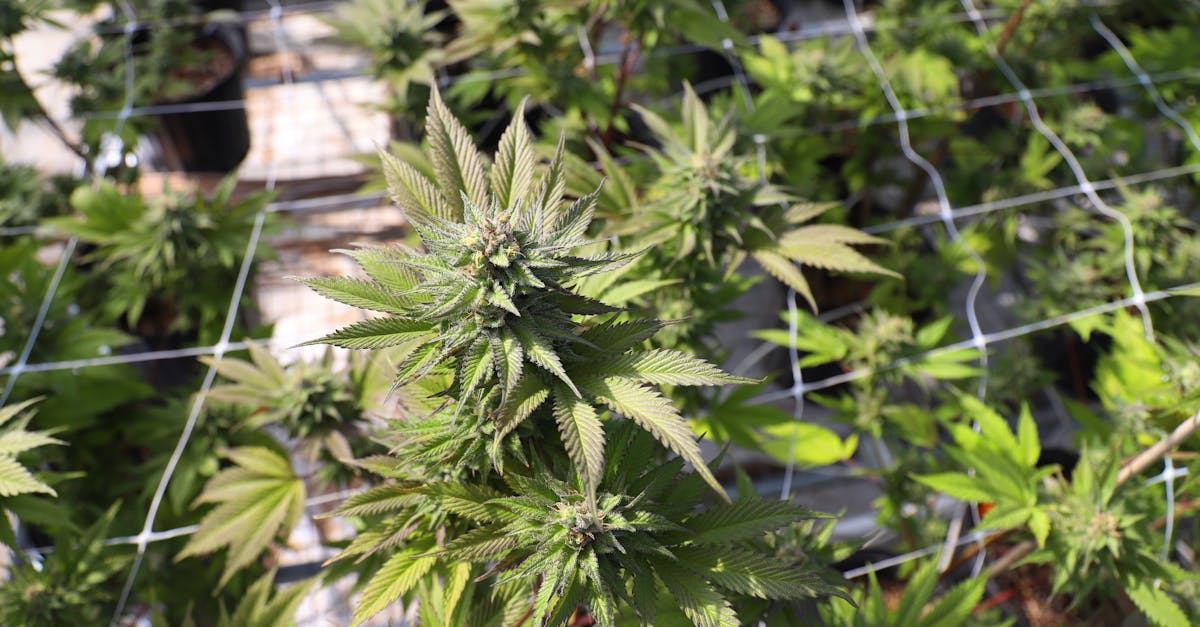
0, 398, 40, 429
299, 276, 412, 315
492, 328, 525, 396
304, 317, 431, 350
342, 246, 423, 293
438, 526, 520, 562
679, 546, 841, 601
596, 348, 754, 386
917, 565, 988, 627
512, 321, 579, 397
491, 97, 536, 210
686, 498, 813, 544
0, 456, 54, 497
380, 147, 452, 224
0, 429, 62, 457
553, 388, 605, 498
579, 319, 667, 353
427, 87, 488, 217
651, 558, 739, 627
459, 337, 495, 399
584, 376, 727, 501
1016, 404, 1040, 469
424, 482, 513, 522
913, 472, 994, 504
331, 484, 420, 518
1126, 580, 1189, 627
352, 547, 439, 626
178, 447, 305, 588
751, 249, 816, 311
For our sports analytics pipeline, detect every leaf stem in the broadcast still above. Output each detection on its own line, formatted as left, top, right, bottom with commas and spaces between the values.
600, 31, 643, 148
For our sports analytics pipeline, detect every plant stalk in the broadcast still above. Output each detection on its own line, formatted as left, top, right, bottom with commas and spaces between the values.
987, 408, 1200, 575
600, 31, 643, 148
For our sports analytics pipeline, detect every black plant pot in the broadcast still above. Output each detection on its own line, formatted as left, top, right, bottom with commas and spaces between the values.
154, 26, 250, 173
193, 0, 243, 10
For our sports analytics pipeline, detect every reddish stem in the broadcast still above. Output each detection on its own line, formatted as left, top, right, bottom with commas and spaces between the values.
600, 32, 643, 148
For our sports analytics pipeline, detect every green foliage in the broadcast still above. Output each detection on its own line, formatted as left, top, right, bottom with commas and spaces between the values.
0, 399, 61, 498
214, 570, 315, 627
0, 504, 129, 627
0, 160, 75, 228
1020, 186, 1200, 337
304, 91, 751, 500
178, 446, 306, 587
201, 342, 388, 485
756, 308, 979, 441
296, 90, 852, 625
820, 558, 990, 627
424, 444, 842, 626
1029, 449, 1191, 623
323, 0, 445, 116
47, 175, 274, 343
915, 396, 1053, 547
0, 398, 63, 547
6, 1, 1200, 625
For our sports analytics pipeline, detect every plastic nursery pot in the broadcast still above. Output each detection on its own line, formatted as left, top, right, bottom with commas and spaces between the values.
192, 0, 243, 10
153, 25, 251, 173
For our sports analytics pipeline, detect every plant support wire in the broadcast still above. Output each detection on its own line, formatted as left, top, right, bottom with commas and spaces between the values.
756, 279, 1200, 407
843, 0, 992, 575
962, 0, 1154, 341
709, 0, 813, 502
1089, 14, 1200, 154
107, 1, 294, 623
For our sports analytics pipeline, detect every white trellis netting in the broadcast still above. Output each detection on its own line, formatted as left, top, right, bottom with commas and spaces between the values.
3, 0, 1200, 622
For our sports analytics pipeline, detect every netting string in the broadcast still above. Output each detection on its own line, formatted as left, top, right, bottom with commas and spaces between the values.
0, 239, 77, 406
0, 343, 251, 376
1088, 13, 1200, 571
758, 279, 1200, 407
866, 162, 1200, 235
1089, 14, 1200, 154
108, 0, 294, 621
25, 486, 366, 555
844, 0, 992, 574
1144, 458, 1185, 561
708, 0, 813, 502
962, 0, 1154, 341
842, 529, 993, 579
777, 288, 807, 500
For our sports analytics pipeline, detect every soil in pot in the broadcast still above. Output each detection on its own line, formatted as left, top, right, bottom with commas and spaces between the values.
154, 31, 251, 173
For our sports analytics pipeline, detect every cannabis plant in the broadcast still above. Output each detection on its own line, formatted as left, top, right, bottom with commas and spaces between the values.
178, 444, 305, 587
301, 91, 842, 625
0, 240, 150, 430
820, 558, 991, 627
575, 85, 896, 361
305, 90, 751, 498
0, 161, 75, 228
0, 505, 129, 627
200, 342, 388, 486
324, 0, 445, 130
0, 399, 63, 548
47, 175, 273, 345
